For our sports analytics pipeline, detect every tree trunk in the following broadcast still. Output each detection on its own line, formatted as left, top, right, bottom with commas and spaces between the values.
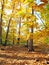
28, 28, 34, 51
4, 18, 11, 46
4, 3, 15, 46
0, 0, 4, 44
28, 8, 34, 51
0, 14, 2, 44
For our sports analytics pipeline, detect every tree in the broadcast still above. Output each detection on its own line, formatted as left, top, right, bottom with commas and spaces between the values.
0, 0, 4, 44
23, 0, 36, 51
0, 0, 49, 50
28, 9, 34, 51
4, 0, 15, 45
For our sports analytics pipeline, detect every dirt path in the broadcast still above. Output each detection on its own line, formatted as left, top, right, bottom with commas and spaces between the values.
0, 45, 49, 65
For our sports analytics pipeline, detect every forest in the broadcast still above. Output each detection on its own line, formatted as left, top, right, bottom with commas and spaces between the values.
0, 0, 49, 65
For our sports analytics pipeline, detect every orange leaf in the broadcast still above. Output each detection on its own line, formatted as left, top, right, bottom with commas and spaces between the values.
38, 4, 45, 7
41, 0, 48, 4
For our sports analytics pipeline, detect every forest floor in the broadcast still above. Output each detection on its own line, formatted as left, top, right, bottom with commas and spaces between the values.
0, 44, 49, 65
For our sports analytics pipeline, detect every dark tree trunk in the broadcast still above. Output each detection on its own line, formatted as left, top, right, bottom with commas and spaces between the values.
0, 14, 2, 44
0, 0, 4, 44
28, 8, 34, 51
4, 18, 11, 46
13, 38, 14, 45
4, 3, 15, 46
28, 28, 34, 51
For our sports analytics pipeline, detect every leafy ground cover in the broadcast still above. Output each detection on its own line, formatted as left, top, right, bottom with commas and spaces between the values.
0, 45, 49, 65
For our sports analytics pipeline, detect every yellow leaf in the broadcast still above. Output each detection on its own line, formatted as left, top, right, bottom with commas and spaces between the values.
27, 33, 30, 40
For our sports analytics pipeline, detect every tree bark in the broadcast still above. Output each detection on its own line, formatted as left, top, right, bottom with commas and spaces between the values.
0, 14, 2, 44
28, 28, 34, 51
4, 18, 11, 46
0, 0, 4, 44
4, 3, 15, 46
28, 8, 34, 51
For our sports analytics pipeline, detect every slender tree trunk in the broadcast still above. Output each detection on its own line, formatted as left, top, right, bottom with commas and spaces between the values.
28, 8, 34, 51
0, 14, 2, 44
4, 3, 15, 46
0, 0, 4, 44
28, 28, 34, 51
4, 18, 11, 46
13, 38, 14, 45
